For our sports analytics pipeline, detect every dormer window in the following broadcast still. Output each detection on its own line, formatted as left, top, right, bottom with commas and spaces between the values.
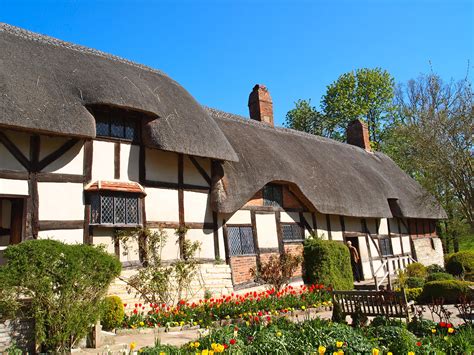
89, 106, 140, 142
263, 184, 283, 207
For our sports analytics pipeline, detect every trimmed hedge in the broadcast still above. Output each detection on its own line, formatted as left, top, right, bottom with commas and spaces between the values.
420, 280, 473, 303
406, 276, 425, 288
405, 288, 422, 302
405, 262, 427, 278
101, 295, 125, 331
426, 272, 454, 282
445, 251, 474, 277
303, 237, 353, 290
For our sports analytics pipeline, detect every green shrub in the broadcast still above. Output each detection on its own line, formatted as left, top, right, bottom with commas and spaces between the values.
405, 288, 422, 302
420, 280, 473, 303
426, 272, 454, 282
406, 276, 425, 288
426, 264, 445, 274
407, 318, 437, 336
405, 262, 427, 278
0, 240, 121, 352
303, 237, 353, 290
445, 251, 474, 277
101, 296, 125, 331
368, 326, 417, 354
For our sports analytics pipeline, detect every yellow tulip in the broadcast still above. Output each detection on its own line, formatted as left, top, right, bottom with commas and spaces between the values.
194, 341, 200, 348
387, 352, 393, 355
130, 342, 137, 351
336, 341, 343, 348
276, 331, 282, 337
408, 352, 415, 355
318, 345, 326, 354
301, 305, 306, 310
448, 327, 454, 333
372, 349, 379, 355
431, 329, 436, 333
202, 350, 209, 355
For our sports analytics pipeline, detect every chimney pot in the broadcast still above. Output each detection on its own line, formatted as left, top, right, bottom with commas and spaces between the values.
347, 120, 371, 152
248, 84, 274, 126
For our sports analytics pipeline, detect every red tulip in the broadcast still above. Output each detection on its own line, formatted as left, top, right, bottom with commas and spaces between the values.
230, 339, 236, 345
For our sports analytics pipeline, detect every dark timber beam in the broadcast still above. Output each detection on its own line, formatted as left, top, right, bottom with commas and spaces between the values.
0, 132, 30, 171
37, 138, 79, 171
189, 156, 212, 186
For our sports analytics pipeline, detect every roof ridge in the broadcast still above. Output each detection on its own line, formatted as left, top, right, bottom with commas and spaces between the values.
203, 106, 370, 153
0, 22, 169, 78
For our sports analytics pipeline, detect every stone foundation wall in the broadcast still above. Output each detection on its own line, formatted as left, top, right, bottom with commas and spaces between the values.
412, 237, 444, 267
229, 255, 257, 285
0, 319, 35, 353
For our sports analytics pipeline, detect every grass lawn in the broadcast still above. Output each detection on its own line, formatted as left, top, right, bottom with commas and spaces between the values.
458, 233, 474, 251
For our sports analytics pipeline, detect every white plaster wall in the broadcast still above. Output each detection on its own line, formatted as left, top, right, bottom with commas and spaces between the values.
145, 149, 177, 183
4, 131, 29, 157
38, 229, 83, 244
145, 188, 179, 222
186, 229, 215, 259
1, 200, 11, 228
402, 236, 411, 254
280, 211, 299, 223
92, 228, 116, 255
0, 145, 26, 171
39, 136, 66, 160
391, 236, 403, 255
0, 179, 28, 196
184, 191, 212, 223
379, 218, 389, 235
358, 236, 372, 280
345, 217, 362, 233
369, 237, 380, 257
255, 213, 278, 249
119, 238, 140, 263
225, 210, 251, 225
92, 141, 115, 180
217, 218, 225, 260
303, 212, 313, 237
183, 156, 210, 186
315, 211, 328, 239
156, 228, 180, 261
330, 215, 343, 241
38, 182, 84, 220
42, 143, 84, 175
120, 144, 140, 181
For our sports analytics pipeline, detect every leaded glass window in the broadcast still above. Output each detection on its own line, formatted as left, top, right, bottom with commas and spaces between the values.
90, 193, 141, 226
379, 237, 393, 256
227, 226, 255, 256
281, 223, 304, 241
263, 184, 283, 207
92, 108, 139, 142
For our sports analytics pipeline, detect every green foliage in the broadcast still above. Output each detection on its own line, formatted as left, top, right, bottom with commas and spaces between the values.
371, 316, 405, 328
406, 276, 425, 288
407, 317, 437, 337
368, 325, 418, 354
405, 262, 427, 278
445, 250, 474, 277
284, 99, 325, 135
321, 67, 395, 145
464, 271, 474, 281
405, 288, 423, 302
426, 272, 455, 282
303, 236, 353, 290
250, 253, 302, 292
118, 227, 201, 305
0, 240, 121, 352
101, 296, 125, 331
421, 280, 473, 303
426, 264, 446, 274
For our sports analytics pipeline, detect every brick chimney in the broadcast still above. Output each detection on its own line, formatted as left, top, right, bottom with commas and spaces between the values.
248, 84, 274, 126
346, 119, 371, 152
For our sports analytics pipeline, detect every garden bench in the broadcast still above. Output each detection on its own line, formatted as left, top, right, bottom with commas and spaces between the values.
332, 289, 414, 322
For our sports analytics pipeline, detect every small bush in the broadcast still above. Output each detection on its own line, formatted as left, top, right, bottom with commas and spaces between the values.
368, 326, 417, 354
405, 262, 427, 278
426, 264, 445, 274
407, 318, 437, 336
251, 253, 302, 292
445, 251, 474, 277
0, 240, 121, 352
426, 272, 454, 282
406, 276, 425, 288
303, 237, 353, 290
420, 280, 473, 303
101, 296, 124, 331
405, 288, 422, 302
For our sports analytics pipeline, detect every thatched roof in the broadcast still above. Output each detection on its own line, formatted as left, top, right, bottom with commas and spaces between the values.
206, 107, 447, 219
0, 23, 237, 162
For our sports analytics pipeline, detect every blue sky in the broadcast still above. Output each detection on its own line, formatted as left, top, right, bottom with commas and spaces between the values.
2, 0, 473, 126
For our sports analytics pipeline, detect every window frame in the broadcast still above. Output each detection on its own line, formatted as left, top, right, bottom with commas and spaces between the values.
378, 236, 393, 256
281, 222, 304, 242
226, 224, 256, 257
90, 106, 141, 143
263, 184, 283, 207
89, 192, 142, 228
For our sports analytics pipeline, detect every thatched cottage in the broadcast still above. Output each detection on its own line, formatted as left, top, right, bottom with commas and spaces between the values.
0, 23, 446, 296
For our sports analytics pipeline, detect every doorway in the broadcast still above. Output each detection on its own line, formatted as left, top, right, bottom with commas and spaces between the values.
345, 236, 363, 281
0, 198, 24, 264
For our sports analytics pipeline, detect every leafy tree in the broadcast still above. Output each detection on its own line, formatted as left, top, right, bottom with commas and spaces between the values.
284, 99, 325, 135
321, 68, 395, 146
383, 73, 473, 250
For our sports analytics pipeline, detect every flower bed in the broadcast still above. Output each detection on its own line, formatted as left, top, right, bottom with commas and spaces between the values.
140, 317, 473, 354
122, 284, 331, 329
